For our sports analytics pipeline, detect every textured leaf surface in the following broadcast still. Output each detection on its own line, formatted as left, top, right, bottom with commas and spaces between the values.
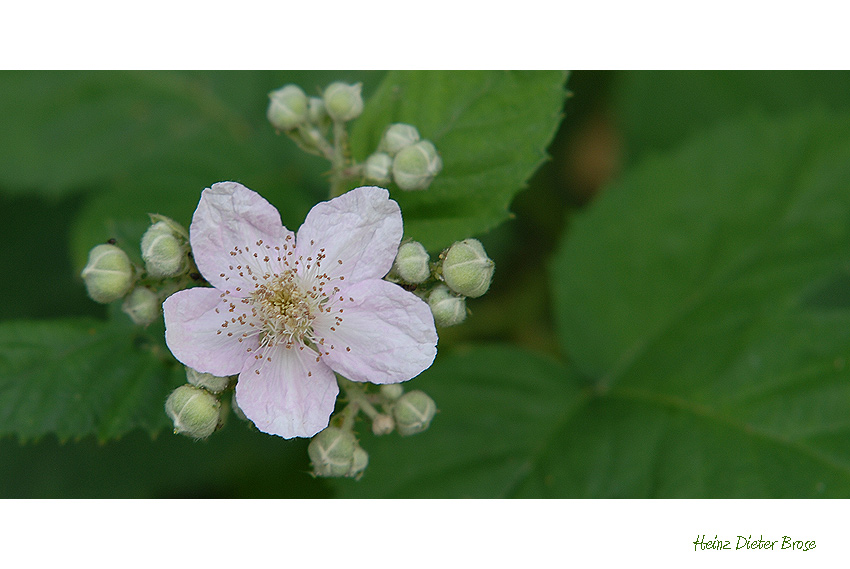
351, 71, 568, 250
0, 71, 252, 196
0, 317, 183, 442
549, 111, 850, 497
0, 71, 378, 197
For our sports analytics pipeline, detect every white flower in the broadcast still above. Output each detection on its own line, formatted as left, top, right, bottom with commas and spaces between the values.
163, 182, 437, 439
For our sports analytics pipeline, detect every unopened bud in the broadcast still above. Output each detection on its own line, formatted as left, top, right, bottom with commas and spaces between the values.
371, 414, 395, 436
186, 367, 231, 394
267, 84, 309, 131
308, 426, 364, 478
323, 82, 364, 122
121, 286, 160, 326
393, 390, 437, 436
442, 238, 494, 298
165, 384, 221, 440
393, 241, 430, 284
428, 284, 466, 327
392, 140, 442, 191
141, 221, 186, 278
81, 244, 134, 303
363, 152, 393, 185
380, 123, 420, 156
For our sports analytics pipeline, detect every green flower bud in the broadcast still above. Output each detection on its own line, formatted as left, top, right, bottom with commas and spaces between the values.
392, 140, 442, 191
380, 384, 404, 401
185, 367, 231, 394
428, 284, 466, 327
141, 221, 186, 278
393, 241, 431, 284
442, 238, 494, 298
81, 243, 134, 303
322, 82, 364, 122
380, 123, 420, 156
165, 384, 221, 440
267, 84, 309, 131
393, 390, 437, 436
121, 286, 160, 326
308, 426, 364, 478
371, 414, 395, 436
363, 152, 393, 185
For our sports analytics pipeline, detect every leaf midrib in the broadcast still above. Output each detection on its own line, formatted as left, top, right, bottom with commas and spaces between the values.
507, 126, 847, 496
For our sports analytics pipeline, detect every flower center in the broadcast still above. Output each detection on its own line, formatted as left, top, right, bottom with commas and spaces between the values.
251, 269, 322, 347
212, 236, 354, 375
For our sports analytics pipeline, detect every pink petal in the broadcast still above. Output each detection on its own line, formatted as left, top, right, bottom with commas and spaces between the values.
235, 344, 339, 438
191, 182, 294, 292
317, 279, 437, 384
163, 287, 258, 376
295, 186, 402, 283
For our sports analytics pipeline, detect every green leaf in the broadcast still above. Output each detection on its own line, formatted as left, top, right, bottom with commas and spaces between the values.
332, 345, 584, 498
614, 70, 850, 163
0, 71, 249, 196
548, 110, 850, 497
350, 71, 568, 251
335, 111, 850, 498
0, 71, 375, 199
0, 317, 184, 442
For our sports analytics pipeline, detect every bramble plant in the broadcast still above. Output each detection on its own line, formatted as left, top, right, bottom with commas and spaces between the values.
6, 71, 850, 499
70, 76, 528, 479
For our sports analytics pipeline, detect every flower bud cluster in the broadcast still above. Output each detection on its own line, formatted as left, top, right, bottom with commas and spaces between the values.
164, 367, 234, 440
429, 238, 495, 327
384, 238, 494, 328
81, 214, 197, 327
364, 123, 443, 191
368, 386, 436, 437
267, 81, 364, 160
265, 82, 360, 133
309, 380, 437, 478
266, 80, 442, 196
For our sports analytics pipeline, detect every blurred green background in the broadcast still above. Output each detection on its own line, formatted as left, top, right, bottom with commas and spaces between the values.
3, 71, 850, 498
